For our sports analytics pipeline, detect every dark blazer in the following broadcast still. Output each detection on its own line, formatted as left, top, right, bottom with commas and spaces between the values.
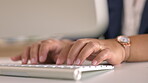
104, 0, 148, 39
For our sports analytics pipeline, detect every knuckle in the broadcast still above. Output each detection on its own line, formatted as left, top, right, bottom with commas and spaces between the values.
76, 39, 86, 44
41, 40, 48, 43
88, 41, 96, 46
89, 41, 98, 48
41, 39, 55, 43
41, 42, 48, 47
31, 41, 40, 46
88, 41, 100, 51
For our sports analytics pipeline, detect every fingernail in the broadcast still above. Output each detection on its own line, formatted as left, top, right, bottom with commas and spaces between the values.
74, 59, 80, 65
92, 60, 98, 65
31, 58, 36, 64
67, 59, 72, 65
39, 56, 44, 62
22, 59, 26, 64
56, 58, 61, 65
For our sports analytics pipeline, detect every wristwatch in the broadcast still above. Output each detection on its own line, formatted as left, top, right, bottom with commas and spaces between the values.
117, 36, 131, 61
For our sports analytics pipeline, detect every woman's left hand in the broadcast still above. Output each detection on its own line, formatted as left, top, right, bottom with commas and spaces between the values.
56, 38, 125, 65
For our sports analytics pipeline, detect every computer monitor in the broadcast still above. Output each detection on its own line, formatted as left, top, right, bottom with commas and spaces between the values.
0, 0, 108, 39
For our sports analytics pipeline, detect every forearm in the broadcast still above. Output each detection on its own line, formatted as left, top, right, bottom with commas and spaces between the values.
127, 34, 148, 62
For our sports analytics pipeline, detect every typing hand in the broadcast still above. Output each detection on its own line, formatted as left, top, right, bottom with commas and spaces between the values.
11, 38, 124, 65
11, 39, 72, 64
56, 38, 125, 65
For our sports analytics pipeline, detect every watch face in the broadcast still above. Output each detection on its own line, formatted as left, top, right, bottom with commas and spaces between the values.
118, 36, 130, 43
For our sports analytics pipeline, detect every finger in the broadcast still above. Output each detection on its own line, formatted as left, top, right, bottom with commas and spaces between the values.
56, 43, 72, 65
39, 40, 57, 63
11, 55, 21, 61
74, 41, 100, 65
30, 43, 40, 64
66, 39, 88, 65
21, 46, 31, 64
92, 49, 111, 65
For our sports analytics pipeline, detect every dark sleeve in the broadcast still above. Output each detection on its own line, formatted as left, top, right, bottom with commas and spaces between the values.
139, 0, 148, 34
104, 0, 123, 39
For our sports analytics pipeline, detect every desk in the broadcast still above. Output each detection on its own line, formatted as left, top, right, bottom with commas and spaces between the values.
0, 58, 148, 83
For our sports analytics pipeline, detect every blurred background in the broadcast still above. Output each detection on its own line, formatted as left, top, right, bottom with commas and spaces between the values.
0, 0, 108, 57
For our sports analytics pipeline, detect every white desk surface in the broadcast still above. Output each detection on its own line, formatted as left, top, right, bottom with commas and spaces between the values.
0, 57, 148, 83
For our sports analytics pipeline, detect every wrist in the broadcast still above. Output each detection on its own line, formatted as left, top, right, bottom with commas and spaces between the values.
116, 36, 131, 62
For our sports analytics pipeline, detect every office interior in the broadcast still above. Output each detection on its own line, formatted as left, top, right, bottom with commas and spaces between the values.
0, 0, 148, 83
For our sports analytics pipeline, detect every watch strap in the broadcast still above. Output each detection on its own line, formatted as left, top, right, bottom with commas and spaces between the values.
117, 36, 131, 61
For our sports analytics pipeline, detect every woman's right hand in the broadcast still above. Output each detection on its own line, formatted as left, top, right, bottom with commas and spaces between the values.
11, 39, 73, 64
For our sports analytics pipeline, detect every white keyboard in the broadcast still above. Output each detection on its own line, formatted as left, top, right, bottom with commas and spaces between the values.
0, 64, 114, 80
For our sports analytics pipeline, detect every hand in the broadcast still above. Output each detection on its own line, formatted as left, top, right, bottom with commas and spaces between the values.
11, 39, 73, 64
56, 38, 125, 65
